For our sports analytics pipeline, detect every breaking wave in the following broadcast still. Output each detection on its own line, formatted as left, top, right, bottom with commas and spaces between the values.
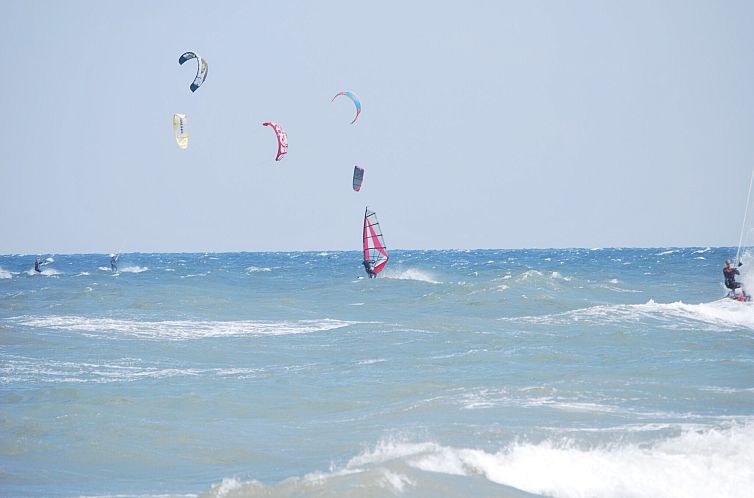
382, 268, 441, 284
204, 423, 754, 498
502, 299, 754, 331
119, 266, 148, 273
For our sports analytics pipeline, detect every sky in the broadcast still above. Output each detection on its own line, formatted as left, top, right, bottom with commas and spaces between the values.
2, 0, 754, 253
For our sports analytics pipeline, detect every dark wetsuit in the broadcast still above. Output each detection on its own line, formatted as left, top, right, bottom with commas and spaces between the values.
34, 259, 42, 273
363, 260, 376, 279
111, 256, 118, 272
724, 266, 741, 290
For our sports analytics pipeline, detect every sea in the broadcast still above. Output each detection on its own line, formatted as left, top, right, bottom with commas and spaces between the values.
1, 248, 753, 498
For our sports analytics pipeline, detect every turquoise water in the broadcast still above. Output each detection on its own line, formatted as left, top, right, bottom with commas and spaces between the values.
1, 248, 753, 497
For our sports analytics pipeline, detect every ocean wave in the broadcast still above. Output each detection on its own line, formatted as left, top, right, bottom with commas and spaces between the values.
204, 423, 754, 498
8, 315, 356, 341
246, 266, 272, 273
407, 423, 754, 498
119, 266, 148, 273
0, 355, 270, 384
501, 299, 754, 330
26, 268, 60, 276
0, 267, 11, 279
382, 269, 441, 284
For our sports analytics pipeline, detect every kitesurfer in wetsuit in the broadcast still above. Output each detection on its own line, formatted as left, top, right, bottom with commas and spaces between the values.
34, 258, 42, 273
724, 259, 747, 299
110, 254, 118, 272
363, 260, 376, 279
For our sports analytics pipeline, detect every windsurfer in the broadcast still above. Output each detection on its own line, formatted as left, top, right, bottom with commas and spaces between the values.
110, 254, 118, 272
363, 260, 376, 278
34, 258, 42, 273
724, 259, 747, 299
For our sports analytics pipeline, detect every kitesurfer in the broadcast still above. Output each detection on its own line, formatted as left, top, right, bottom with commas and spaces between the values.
724, 259, 747, 299
363, 260, 376, 278
110, 254, 118, 272
34, 258, 42, 273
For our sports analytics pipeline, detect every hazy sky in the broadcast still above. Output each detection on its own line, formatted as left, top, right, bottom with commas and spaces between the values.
2, 1, 754, 253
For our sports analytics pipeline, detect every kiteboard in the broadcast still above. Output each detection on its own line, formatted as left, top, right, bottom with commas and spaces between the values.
726, 290, 752, 302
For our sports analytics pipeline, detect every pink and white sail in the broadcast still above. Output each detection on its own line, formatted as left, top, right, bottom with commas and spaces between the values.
363, 207, 389, 274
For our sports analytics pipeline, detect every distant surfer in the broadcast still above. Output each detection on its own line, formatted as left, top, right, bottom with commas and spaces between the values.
110, 254, 118, 272
362, 259, 376, 279
34, 258, 42, 273
724, 259, 748, 300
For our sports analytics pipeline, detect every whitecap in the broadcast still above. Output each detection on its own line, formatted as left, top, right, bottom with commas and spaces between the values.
382, 269, 441, 284
26, 268, 60, 276
246, 266, 272, 273
119, 266, 148, 273
502, 299, 754, 330
350, 424, 754, 498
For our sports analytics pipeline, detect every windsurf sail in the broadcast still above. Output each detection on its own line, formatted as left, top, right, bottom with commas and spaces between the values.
332, 91, 361, 124
363, 207, 389, 275
352, 166, 364, 192
262, 122, 288, 161
173, 113, 188, 149
178, 52, 208, 92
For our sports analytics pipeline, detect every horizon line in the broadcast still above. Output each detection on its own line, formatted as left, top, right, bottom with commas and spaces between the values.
0, 245, 734, 257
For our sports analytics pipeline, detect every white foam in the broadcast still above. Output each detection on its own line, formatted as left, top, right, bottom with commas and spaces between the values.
26, 268, 60, 276
382, 269, 441, 284
1, 355, 272, 384
10, 315, 356, 341
357, 358, 386, 365
519, 270, 543, 281
97, 266, 111, 271
656, 249, 676, 256
504, 299, 754, 331
120, 266, 148, 273
246, 266, 272, 273
210, 477, 243, 497
378, 469, 415, 493
353, 424, 754, 498
0, 267, 11, 279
